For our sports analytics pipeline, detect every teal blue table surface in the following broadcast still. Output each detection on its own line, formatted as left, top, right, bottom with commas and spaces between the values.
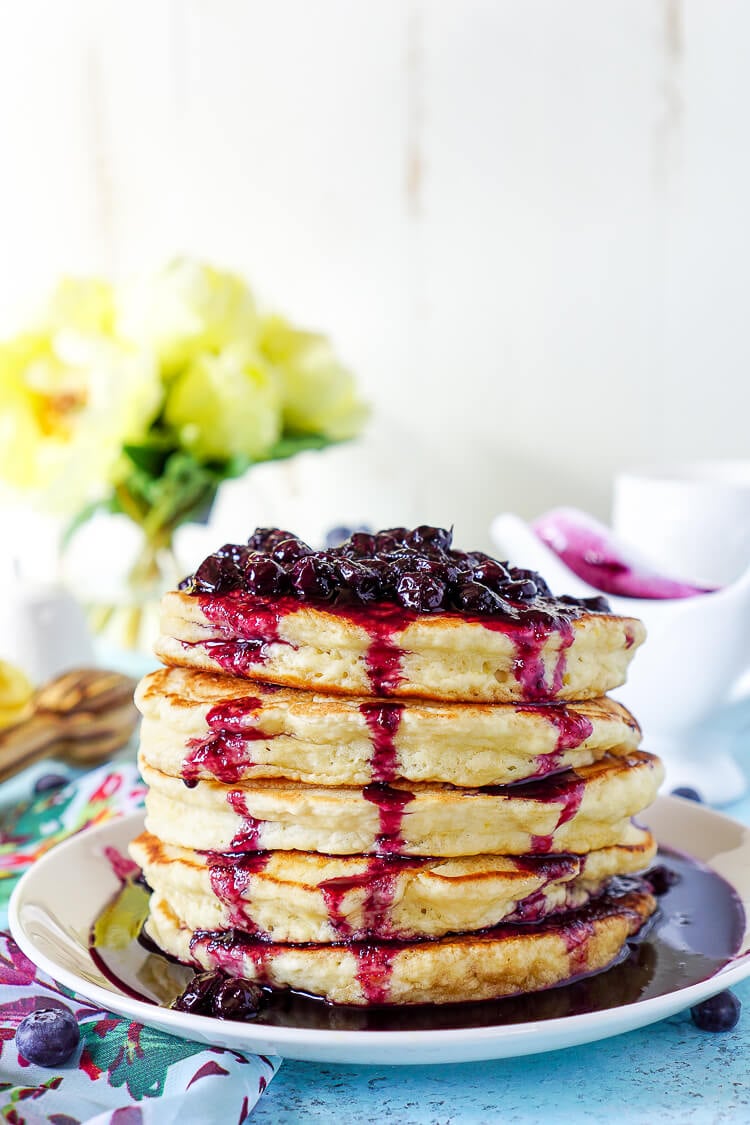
251, 782, 750, 1125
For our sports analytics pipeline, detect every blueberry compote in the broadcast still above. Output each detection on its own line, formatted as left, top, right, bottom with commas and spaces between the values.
179, 525, 607, 621
178, 526, 611, 698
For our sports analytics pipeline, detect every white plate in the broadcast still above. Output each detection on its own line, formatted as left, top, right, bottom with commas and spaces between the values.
9, 798, 750, 1065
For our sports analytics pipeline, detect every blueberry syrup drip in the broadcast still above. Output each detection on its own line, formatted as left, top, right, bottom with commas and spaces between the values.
182, 696, 271, 786
559, 917, 596, 969
319, 856, 429, 939
551, 618, 575, 693
226, 790, 265, 851
205, 852, 271, 932
183, 732, 259, 785
337, 602, 416, 696
362, 784, 416, 854
523, 704, 595, 778
360, 702, 405, 782
354, 945, 399, 1004
505, 889, 549, 923
479, 616, 575, 702
207, 697, 269, 732
199, 638, 272, 676
190, 928, 272, 983
511, 854, 580, 881
481, 770, 586, 855
198, 596, 289, 676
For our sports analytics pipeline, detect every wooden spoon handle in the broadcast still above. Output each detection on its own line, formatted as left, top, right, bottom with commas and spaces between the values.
0, 713, 66, 783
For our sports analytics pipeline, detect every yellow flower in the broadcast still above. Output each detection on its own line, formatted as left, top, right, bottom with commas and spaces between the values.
45, 277, 115, 336
0, 321, 161, 513
164, 344, 281, 463
260, 314, 367, 440
116, 259, 258, 377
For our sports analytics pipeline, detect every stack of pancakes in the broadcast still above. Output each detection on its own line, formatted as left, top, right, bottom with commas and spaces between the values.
131, 529, 663, 1007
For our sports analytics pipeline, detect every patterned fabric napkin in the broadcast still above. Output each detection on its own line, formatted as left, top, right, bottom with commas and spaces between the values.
0, 763, 280, 1124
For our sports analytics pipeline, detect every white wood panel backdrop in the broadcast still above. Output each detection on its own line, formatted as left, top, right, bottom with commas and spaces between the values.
0, 0, 748, 552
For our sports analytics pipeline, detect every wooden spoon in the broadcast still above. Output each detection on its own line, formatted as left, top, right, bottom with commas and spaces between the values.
0, 668, 139, 784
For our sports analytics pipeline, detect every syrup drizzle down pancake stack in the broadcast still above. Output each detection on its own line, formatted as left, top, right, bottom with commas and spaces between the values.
131, 526, 663, 1006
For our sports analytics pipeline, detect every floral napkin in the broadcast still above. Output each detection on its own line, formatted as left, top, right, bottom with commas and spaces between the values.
0, 763, 279, 1124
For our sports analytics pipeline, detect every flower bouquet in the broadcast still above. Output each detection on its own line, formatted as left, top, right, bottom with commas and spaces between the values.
0, 259, 366, 646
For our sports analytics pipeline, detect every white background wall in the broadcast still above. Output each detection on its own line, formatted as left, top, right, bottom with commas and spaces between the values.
1, 0, 749, 552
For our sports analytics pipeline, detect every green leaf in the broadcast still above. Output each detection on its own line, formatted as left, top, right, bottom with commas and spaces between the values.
122, 438, 175, 478
80, 1019, 204, 1100
139, 451, 220, 539
264, 432, 335, 461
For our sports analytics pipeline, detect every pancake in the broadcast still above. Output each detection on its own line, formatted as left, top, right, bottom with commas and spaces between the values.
140, 750, 664, 857
136, 667, 642, 788
130, 826, 657, 942
144, 887, 656, 1005
156, 590, 644, 703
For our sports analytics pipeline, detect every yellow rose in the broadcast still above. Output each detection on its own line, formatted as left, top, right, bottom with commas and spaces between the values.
259, 314, 367, 440
116, 259, 258, 376
0, 328, 161, 512
164, 345, 281, 463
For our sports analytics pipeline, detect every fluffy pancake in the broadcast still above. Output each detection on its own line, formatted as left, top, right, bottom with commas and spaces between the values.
144, 887, 656, 1005
156, 590, 645, 703
130, 826, 656, 942
136, 667, 641, 788
140, 750, 664, 857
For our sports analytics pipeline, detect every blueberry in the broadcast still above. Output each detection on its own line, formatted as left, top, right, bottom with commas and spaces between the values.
325, 525, 371, 549
335, 558, 383, 603
211, 976, 264, 1021
16, 1007, 80, 1066
270, 537, 312, 566
247, 528, 296, 553
558, 593, 611, 614
33, 773, 68, 796
509, 566, 550, 596
645, 864, 681, 896
403, 525, 453, 553
502, 578, 539, 602
395, 571, 446, 611
374, 528, 411, 552
455, 581, 504, 615
347, 532, 378, 557
243, 553, 288, 596
690, 990, 741, 1032
215, 542, 249, 565
172, 970, 226, 1015
579, 594, 610, 614
289, 555, 336, 601
192, 555, 241, 595
471, 558, 511, 589
671, 787, 703, 803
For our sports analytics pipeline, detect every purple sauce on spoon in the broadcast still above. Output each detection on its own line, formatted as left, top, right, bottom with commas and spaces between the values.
533, 510, 717, 600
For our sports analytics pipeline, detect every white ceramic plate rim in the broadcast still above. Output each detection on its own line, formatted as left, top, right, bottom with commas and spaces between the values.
9, 797, 750, 1064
